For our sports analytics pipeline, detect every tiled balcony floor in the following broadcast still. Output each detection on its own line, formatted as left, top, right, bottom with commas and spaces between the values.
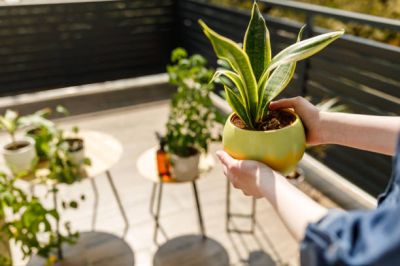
11, 101, 304, 266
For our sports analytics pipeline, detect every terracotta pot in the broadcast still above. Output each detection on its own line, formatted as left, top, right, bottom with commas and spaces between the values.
170, 152, 200, 181
223, 110, 306, 175
2, 138, 37, 175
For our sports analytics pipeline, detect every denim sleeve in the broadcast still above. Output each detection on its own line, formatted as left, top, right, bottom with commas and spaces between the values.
301, 207, 400, 266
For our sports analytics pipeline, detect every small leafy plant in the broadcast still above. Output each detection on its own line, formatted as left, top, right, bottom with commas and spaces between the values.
0, 172, 78, 265
0, 110, 20, 147
47, 129, 90, 184
165, 48, 223, 157
0, 109, 52, 149
199, 2, 344, 130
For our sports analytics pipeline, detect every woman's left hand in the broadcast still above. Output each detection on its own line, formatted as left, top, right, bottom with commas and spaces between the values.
216, 150, 279, 199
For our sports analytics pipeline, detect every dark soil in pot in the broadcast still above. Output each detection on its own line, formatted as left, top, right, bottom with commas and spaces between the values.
286, 170, 303, 180
231, 110, 296, 131
173, 147, 198, 157
4, 141, 30, 151
65, 138, 84, 152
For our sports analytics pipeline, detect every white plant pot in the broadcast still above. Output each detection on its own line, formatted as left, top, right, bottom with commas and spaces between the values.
2, 138, 37, 175
170, 152, 200, 181
69, 148, 85, 165
66, 138, 85, 165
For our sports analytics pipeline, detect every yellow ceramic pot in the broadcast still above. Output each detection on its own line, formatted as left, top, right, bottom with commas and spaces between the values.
223, 110, 306, 175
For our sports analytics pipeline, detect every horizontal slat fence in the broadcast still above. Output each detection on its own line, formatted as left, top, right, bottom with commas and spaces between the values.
177, 0, 399, 196
0, 0, 176, 95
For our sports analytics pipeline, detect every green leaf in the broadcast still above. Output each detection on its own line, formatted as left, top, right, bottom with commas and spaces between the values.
258, 29, 344, 87
257, 26, 306, 121
224, 86, 253, 128
270, 30, 344, 70
243, 2, 271, 81
171, 47, 188, 62
56, 105, 69, 116
212, 69, 247, 106
69, 201, 78, 209
199, 19, 258, 121
0, 110, 18, 134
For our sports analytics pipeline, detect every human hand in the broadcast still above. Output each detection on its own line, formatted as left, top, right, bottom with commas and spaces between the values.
216, 150, 284, 199
269, 96, 322, 145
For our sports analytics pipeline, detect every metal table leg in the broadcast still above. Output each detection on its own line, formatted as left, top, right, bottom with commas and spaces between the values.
151, 182, 168, 245
90, 178, 99, 231
149, 183, 157, 216
192, 181, 206, 238
52, 184, 63, 260
154, 183, 163, 244
106, 170, 129, 237
226, 179, 257, 234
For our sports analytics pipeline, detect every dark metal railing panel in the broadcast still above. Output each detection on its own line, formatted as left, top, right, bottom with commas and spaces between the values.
261, 0, 400, 31
0, 0, 176, 95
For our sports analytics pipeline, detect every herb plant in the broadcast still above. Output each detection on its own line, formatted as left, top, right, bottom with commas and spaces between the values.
0, 108, 52, 149
0, 107, 89, 264
25, 107, 91, 184
0, 172, 78, 265
199, 2, 344, 129
165, 48, 222, 157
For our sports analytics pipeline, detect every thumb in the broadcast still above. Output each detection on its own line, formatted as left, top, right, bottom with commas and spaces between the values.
216, 150, 237, 167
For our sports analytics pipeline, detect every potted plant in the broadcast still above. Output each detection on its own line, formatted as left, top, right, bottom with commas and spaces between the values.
25, 106, 87, 168
64, 126, 85, 166
0, 110, 38, 175
199, 3, 344, 174
165, 48, 223, 181
0, 107, 89, 264
0, 171, 79, 266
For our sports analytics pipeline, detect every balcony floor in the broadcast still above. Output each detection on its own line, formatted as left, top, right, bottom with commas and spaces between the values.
11, 100, 302, 266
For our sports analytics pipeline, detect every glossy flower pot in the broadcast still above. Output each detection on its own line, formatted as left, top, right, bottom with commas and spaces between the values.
223, 110, 306, 175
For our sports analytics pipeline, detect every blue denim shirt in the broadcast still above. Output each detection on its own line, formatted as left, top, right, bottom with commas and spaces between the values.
301, 139, 400, 266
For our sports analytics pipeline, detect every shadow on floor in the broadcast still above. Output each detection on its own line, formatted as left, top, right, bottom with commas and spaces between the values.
153, 234, 229, 266
27, 231, 134, 266
248, 250, 276, 266
227, 218, 284, 265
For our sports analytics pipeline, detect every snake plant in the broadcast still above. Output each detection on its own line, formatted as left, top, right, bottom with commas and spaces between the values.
199, 2, 344, 130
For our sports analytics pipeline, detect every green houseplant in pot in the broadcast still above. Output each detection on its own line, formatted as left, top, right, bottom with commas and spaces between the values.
0, 110, 40, 176
165, 48, 222, 181
199, 3, 344, 174
0, 171, 79, 266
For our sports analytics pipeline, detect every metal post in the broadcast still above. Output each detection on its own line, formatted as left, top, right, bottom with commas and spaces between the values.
90, 178, 99, 230
226, 178, 257, 234
153, 183, 164, 244
192, 181, 206, 238
251, 197, 256, 233
226, 178, 231, 233
149, 183, 157, 216
106, 171, 129, 237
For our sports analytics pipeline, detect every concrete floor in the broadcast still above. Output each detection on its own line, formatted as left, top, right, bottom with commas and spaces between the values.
11, 100, 303, 266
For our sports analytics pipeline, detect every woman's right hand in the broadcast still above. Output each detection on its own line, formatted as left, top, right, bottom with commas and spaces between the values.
269, 97, 322, 145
